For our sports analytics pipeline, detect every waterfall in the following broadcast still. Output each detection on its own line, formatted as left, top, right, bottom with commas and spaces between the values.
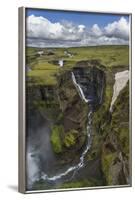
58, 59, 64, 67
110, 70, 129, 112
37, 50, 44, 56
71, 72, 89, 103
39, 72, 93, 183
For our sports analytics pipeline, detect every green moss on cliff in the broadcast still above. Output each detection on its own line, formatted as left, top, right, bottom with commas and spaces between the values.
111, 82, 129, 156
33, 100, 46, 109
60, 178, 101, 189
50, 125, 64, 153
118, 126, 129, 155
102, 152, 117, 184
93, 81, 113, 132
101, 82, 129, 185
64, 129, 78, 148
32, 180, 51, 190
33, 178, 99, 190
88, 76, 113, 160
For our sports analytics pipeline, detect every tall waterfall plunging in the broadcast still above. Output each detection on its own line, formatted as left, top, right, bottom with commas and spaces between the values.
39, 72, 93, 183
71, 72, 89, 103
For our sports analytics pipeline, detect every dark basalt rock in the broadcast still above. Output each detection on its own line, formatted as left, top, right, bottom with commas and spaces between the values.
73, 65, 105, 110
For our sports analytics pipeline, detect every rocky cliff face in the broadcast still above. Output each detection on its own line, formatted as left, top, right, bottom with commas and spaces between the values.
101, 83, 129, 185
26, 62, 105, 163
72, 64, 105, 110
85, 66, 130, 186
26, 60, 129, 189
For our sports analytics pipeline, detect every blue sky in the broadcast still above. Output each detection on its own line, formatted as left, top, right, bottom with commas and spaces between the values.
26, 8, 129, 28
26, 8, 130, 47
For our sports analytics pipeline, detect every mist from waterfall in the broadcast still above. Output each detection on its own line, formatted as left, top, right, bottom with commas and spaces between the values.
26, 114, 56, 188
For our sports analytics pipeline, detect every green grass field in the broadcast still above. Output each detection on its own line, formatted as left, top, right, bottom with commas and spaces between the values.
26, 45, 129, 86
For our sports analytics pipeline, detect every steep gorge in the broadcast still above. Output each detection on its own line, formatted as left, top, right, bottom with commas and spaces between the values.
26, 60, 129, 190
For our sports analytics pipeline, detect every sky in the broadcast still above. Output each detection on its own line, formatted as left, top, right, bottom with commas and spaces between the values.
26, 8, 130, 48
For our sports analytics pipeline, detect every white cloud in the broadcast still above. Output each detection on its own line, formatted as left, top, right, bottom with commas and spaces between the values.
104, 17, 129, 40
27, 15, 83, 41
78, 25, 85, 33
27, 15, 63, 40
26, 15, 130, 47
91, 24, 102, 37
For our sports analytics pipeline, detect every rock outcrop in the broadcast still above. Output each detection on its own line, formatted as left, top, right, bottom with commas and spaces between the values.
101, 82, 129, 185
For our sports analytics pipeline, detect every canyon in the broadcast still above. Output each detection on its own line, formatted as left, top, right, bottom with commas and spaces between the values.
26, 58, 129, 190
